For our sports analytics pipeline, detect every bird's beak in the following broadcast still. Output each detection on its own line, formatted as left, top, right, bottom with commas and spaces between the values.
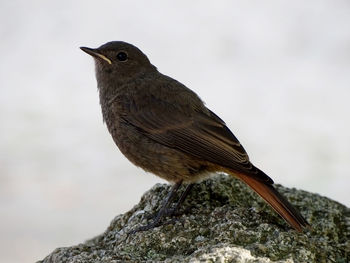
80, 47, 112, 65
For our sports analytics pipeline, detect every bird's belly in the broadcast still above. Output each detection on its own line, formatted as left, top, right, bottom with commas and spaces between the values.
108, 121, 214, 183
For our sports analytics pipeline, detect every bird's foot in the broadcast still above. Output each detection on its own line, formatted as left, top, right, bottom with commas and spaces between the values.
144, 206, 188, 220
127, 182, 194, 235
128, 214, 184, 235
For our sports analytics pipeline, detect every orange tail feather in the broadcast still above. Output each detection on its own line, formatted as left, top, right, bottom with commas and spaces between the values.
233, 173, 309, 232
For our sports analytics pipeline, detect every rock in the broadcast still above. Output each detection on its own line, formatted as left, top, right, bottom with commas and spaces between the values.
38, 174, 349, 263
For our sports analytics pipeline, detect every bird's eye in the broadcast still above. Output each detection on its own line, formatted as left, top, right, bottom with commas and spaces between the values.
116, 51, 128, 62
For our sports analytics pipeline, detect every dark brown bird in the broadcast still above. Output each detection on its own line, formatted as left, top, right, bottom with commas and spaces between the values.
80, 41, 309, 232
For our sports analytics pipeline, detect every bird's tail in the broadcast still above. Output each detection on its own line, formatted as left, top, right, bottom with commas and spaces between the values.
231, 172, 310, 232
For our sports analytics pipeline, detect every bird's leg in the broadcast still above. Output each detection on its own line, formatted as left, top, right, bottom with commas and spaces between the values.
128, 180, 183, 234
145, 183, 195, 219
166, 183, 194, 217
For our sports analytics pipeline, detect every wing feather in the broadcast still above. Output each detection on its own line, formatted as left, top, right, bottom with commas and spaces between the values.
122, 92, 272, 183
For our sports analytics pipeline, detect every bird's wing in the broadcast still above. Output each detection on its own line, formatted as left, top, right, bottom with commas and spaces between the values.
122, 94, 272, 183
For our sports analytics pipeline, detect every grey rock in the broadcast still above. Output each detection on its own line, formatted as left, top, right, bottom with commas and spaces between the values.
38, 174, 349, 263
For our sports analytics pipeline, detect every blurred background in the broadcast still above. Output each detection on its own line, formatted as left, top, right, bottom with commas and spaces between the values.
1, 1, 349, 262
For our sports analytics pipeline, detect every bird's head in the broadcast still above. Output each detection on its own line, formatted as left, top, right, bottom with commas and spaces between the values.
80, 41, 156, 82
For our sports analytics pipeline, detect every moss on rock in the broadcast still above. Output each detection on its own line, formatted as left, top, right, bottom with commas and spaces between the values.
39, 174, 349, 263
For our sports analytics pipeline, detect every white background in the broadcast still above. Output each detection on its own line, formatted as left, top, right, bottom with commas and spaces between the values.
1, 1, 349, 262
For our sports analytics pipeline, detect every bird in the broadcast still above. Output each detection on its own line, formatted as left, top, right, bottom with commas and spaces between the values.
80, 41, 309, 232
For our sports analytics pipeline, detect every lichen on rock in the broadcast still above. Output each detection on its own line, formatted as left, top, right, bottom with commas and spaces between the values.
39, 174, 350, 263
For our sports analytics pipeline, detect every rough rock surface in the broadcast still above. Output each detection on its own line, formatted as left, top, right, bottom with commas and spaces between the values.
39, 174, 349, 263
